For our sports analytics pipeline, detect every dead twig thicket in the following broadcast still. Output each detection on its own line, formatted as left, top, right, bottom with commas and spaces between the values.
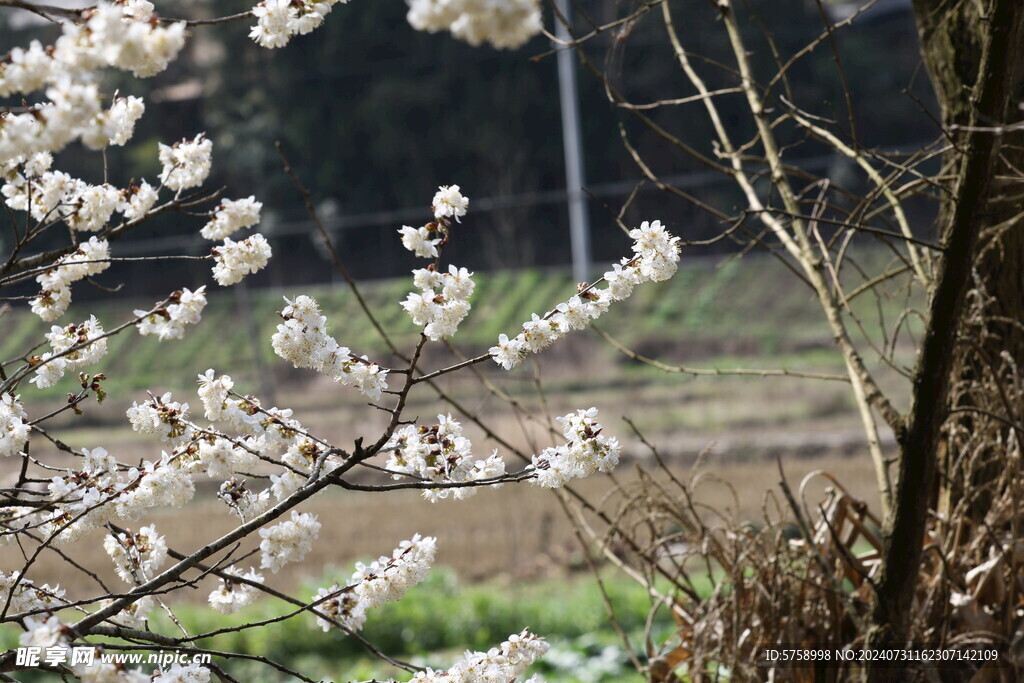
546, 0, 1024, 679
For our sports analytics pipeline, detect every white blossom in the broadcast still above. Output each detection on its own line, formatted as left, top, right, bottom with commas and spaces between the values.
410, 629, 550, 682
151, 662, 211, 683
28, 236, 111, 321
81, 95, 145, 149
529, 408, 620, 488
19, 614, 69, 649
197, 369, 233, 420
212, 234, 273, 286
259, 510, 321, 573
630, 219, 681, 281
158, 134, 213, 191
104, 525, 169, 583
105, 594, 155, 630
491, 221, 679, 369
0, 41, 54, 97
126, 393, 193, 447
312, 534, 436, 632
0, 571, 66, 615
0, 4, 184, 160
250, 0, 293, 48
30, 315, 108, 389
201, 196, 263, 241
59, 237, 111, 283
24, 152, 53, 178
135, 286, 208, 341
432, 184, 469, 221
250, 0, 350, 48
271, 295, 389, 399
353, 533, 436, 608
116, 454, 196, 518
407, 0, 542, 49
0, 394, 30, 458
78, 3, 187, 78
384, 415, 505, 501
399, 225, 441, 258
71, 184, 120, 232
44, 446, 130, 543
0, 506, 39, 546
29, 286, 72, 322
218, 478, 271, 520
208, 567, 263, 614
401, 264, 476, 341
120, 180, 159, 221
195, 437, 258, 478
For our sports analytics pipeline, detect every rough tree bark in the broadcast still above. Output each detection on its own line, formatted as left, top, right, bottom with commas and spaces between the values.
866, 0, 1024, 677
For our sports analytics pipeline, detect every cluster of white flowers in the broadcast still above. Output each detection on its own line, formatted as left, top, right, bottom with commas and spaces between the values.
351, 534, 436, 610
121, 179, 160, 221
208, 566, 264, 614
30, 315, 108, 388
407, 0, 542, 49
401, 265, 476, 340
103, 525, 169, 583
627, 219, 683, 282
0, 571, 66, 617
200, 196, 263, 241
15, 613, 156, 683
397, 185, 470, 258
259, 510, 321, 572
396, 186, 476, 339
19, 613, 68, 649
3, 155, 99, 224
250, 0, 351, 49
0, 42, 54, 98
25, 236, 110, 321
135, 287, 208, 341
158, 134, 213, 192
152, 662, 212, 683
399, 225, 442, 259
45, 447, 122, 542
432, 184, 469, 222
490, 220, 680, 370
411, 629, 550, 681
271, 296, 389, 400
197, 370, 235, 420
0, 2, 185, 161
127, 393, 193, 448
312, 534, 436, 632
0, 394, 30, 459
196, 369, 344, 508
530, 408, 620, 489
63, 1, 187, 77
218, 478, 272, 521
384, 414, 505, 502
105, 594, 155, 630
211, 234, 273, 286
115, 453, 196, 518
2, 155, 158, 238
190, 436, 260, 479
270, 436, 341, 501
82, 94, 145, 148
0, 505, 38, 545
43, 446, 194, 543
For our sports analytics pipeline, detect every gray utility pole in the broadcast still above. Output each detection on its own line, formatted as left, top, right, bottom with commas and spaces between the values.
555, 0, 592, 284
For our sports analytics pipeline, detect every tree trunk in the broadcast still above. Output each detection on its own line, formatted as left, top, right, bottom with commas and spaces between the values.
866, 1, 1024, 677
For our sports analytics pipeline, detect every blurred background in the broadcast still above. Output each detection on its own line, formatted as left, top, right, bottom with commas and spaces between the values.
1, 1, 933, 679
